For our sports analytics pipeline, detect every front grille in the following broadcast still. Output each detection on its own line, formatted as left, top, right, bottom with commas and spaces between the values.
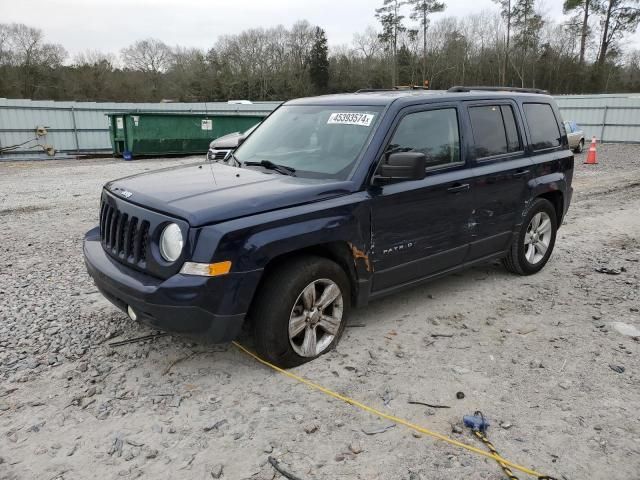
208, 149, 231, 161
99, 201, 149, 266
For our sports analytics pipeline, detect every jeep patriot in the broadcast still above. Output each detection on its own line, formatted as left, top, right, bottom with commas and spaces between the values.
84, 86, 573, 367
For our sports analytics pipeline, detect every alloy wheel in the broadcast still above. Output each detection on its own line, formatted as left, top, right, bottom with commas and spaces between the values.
288, 278, 344, 357
524, 211, 552, 265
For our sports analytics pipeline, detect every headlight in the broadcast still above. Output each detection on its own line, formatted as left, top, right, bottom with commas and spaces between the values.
159, 223, 183, 262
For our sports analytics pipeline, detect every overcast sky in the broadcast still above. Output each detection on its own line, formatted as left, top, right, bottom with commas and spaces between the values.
2, 0, 639, 58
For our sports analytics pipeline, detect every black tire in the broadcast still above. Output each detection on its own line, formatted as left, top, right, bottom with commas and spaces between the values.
574, 139, 584, 154
251, 255, 351, 368
502, 198, 557, 275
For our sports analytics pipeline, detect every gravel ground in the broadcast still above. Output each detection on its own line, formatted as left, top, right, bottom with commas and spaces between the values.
0, 145, 639, 480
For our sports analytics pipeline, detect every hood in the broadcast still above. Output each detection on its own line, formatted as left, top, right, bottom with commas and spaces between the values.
105, 162, 353, 227
209, 131, 242, 149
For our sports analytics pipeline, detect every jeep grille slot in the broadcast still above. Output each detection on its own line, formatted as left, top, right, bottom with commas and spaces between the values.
100, 202, 149, 266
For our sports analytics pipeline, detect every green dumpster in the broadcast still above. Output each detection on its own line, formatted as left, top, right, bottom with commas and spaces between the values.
107, 112, 264, 158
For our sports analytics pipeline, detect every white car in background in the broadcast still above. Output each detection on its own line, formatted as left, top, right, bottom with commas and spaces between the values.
206, 123, 260, 162
564, 121, 585, 153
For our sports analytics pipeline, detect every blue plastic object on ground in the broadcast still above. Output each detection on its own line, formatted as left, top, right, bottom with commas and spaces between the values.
464, 413, 490, 432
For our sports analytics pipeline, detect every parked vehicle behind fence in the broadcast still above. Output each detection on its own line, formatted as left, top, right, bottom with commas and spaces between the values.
564, 120, 585, 153
206, 123, 260, 163
84, 86, 574, 368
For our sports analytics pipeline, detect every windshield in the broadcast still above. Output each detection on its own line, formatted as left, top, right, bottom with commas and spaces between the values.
234, 105, 383, 179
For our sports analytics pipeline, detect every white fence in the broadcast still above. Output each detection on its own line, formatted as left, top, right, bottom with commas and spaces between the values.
2, 94, 639, 161
555, 94, 640, 144
0, 98, 280, 160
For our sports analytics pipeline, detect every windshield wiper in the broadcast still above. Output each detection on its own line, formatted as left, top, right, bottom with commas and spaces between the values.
243, 160, 296, 176
227, 152, 241, 167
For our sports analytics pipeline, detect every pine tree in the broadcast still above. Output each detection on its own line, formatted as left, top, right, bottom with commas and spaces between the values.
511, 0, 544, 87
376, 0, 408, 86
309, 27, 329, 93
407, 0, 445, 85
563, 0, 594, 65
493, 0, 513, 85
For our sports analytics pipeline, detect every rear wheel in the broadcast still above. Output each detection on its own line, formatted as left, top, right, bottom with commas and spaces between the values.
574, 139, 584, 154
502, 198, 557, 275
252, 255, 350, 368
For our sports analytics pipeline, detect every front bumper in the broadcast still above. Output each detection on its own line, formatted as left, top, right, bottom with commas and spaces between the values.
83, 227, 262, 342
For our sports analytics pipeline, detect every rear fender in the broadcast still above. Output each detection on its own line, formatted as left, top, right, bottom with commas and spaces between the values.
522, 173, 567, 224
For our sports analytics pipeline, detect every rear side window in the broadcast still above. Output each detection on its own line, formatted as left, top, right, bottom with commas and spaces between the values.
388, 108, 460, 168
524, 103, 561, 150
469, 105, 521, 158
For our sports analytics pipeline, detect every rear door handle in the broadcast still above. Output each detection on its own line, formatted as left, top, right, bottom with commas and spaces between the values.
447, 183, 470, 193
513, 169, 530, 178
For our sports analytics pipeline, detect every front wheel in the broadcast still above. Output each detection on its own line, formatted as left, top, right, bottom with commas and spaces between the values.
502, 198, 557, 275
252, 255, 351, 368
574, 139, 584, 154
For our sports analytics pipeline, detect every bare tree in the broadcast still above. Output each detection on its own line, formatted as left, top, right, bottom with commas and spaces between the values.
3, 23, 66, 97
74, 50, 117, 68
353, 26, 383, 60
121, 38, 172, 92
0, 24, 11, 65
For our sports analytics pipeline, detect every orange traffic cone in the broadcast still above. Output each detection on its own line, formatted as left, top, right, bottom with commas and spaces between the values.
584, 136, 598, 164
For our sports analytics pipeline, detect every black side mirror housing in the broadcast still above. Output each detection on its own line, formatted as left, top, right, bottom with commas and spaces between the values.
377, 152, 427, 181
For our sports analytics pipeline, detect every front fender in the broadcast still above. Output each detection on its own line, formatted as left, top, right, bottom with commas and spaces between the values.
192, 192, 372, 274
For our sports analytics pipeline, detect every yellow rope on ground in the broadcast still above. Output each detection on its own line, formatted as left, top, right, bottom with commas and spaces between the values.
232, 341, 553, 479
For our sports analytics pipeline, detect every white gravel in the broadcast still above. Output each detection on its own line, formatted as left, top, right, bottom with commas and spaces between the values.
0, 146, 639, 480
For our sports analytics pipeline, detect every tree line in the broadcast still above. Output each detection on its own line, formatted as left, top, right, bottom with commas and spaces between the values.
0, 0, 639, 103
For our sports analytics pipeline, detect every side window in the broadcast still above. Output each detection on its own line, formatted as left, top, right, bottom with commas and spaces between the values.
523, 103, 561, 150
501, 106, 521, 153
469, 105, 521, 158
387, 108, 460, 169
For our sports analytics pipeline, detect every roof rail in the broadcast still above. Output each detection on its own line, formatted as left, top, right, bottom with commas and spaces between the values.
356, 85, 430, 93
448, 86, 549, 95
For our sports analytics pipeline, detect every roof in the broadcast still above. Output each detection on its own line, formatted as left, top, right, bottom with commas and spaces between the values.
286, 88, 553, 108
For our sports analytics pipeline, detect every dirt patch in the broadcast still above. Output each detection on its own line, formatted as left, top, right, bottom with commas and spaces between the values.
0, 205, 51, 217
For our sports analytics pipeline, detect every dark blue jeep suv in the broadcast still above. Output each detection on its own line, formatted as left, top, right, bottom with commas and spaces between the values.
84, 87, 573, 367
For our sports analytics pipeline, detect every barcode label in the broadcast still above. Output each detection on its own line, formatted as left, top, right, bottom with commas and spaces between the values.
327, 112, 375, 127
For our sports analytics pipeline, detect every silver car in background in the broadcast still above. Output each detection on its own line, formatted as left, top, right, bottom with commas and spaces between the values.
206, 123, 260, 162
564, 121, 585, 153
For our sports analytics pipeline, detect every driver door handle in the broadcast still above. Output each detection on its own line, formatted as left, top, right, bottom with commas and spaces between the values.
447, 183, 470, 193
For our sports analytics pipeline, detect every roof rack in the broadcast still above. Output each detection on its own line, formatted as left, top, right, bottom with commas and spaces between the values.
448, 86, 549, 95
356, 85, 430, 93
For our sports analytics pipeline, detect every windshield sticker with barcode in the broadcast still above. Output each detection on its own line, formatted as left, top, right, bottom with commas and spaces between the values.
327, 112, 375, 127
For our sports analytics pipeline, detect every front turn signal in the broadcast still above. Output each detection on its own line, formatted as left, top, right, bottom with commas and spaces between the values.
180, 261, 232, 277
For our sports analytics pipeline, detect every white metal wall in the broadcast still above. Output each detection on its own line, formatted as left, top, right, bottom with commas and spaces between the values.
555, 94, 640, 143
2, 94, 639, 160
0, 98, 281, 160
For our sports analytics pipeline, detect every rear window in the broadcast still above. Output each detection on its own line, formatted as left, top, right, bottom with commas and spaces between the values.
469, 105, 521, 158
524, 103, 561, 150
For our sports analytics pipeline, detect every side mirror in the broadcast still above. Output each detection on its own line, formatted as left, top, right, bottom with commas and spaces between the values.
377, 152, 426, 181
